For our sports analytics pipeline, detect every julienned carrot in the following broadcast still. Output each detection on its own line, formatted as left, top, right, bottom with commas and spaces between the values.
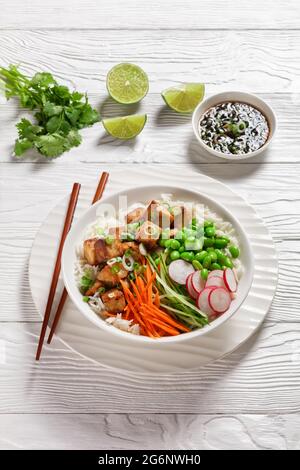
142, 304, 190, 333
120, 266, 190, 338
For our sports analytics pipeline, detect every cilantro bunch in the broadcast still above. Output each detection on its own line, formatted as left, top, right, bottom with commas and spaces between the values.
0, 65, 100, 158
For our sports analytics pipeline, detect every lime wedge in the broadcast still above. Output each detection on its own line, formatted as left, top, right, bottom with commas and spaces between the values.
106, 63, 149, 104
162, 83, 205, 113
102, 114, 147, 140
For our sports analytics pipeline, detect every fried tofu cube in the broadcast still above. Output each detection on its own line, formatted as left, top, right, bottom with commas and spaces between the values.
94, 239, 125, 264
83, 238, 98, 265
97, 263, 128, 287
126, 207, 145, 224
85, 280, 104, 297
135, 221, 160, 249
101, 288, 126, 313
146, 200, 174, 229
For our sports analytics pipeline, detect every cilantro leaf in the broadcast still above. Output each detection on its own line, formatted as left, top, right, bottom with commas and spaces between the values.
66, 129, 82, 147
34, 134, 67, 158
14, 139, 33, 157
46, 115, 62, 133
0, 65, 100, 158
43, 102, 63, 117
16, 118, 42, 141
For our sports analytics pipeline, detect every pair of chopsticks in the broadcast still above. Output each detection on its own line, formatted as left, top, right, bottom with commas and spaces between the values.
35, 172, 109, 360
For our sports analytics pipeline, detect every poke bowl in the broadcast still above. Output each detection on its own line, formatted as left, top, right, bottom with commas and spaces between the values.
62, 185, 254, 343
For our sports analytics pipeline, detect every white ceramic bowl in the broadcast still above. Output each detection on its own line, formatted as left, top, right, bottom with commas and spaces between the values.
192, 91, 277, 160
62, 185, 254, 343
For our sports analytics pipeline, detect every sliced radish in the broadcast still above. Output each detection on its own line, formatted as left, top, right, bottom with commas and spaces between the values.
208, 269, 224, 279
191, 270, 206, 294
168, 259, 195, 285
208, 287, 231, 313
186, 273, 198, 299
205, 275, 226, 289
197, 287, 217, 317
223, 268, 237, 293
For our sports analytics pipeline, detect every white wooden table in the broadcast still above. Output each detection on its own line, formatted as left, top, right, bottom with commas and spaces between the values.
1, 0, 300, 450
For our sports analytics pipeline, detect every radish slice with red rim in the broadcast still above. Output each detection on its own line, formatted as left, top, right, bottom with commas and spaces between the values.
208, 287, 231, 313
168, 259, 195, 285
197, 287, 217, 317
205, 275, 226, 289
186, 273, 198, 299
223, 268, 237, 293
191, 270, 206, 294
208, 269, 224, 279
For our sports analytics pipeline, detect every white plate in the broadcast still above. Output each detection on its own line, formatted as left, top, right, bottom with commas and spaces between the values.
29, 168, 278, 374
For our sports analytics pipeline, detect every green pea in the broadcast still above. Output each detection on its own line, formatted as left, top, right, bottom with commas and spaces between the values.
192, 260, 202, 270
82, 296, 89, 302
222, 256, 233, 268
155, 258, 160, 266
203, 254, 212, 269
159, 238, 166, 247
211, 262, 221, 270
201, 268, 209, 281
194, 250, 207, 263
170, 250, 180, 261
207, 247, 215, 253
179, 246, 185, 253
229, 245, 240, 258
181, 251, 194, 262
204, 237, 215, 248
209, 251, 218, 262
214, 238, 229, 249
205, 226, 216, 238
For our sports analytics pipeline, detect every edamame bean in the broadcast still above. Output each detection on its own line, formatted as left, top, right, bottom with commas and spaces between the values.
214, 238, 229, 249
181, 251, 194, 262
207, 247, 214, 253
201, 268, 208, 281
192, 260, 202, 270
170, 250, 180, 261
203, 254, 212, 268
209, 251, 218, 262
194, 251, 207, 262
211, 262, 221, 270
205, 226, 216, 238
222, 256, 233, 268
229, 245, 240, 258
204, 237, 215, 248
170, 239, 181, 250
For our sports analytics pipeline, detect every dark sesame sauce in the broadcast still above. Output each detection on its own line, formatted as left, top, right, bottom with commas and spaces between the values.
199, 102, 269, 155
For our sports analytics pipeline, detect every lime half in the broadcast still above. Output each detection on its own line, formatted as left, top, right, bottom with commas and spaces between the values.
102, 114, 147, 140
106, 63, 149, 104
162, 83, 205, 113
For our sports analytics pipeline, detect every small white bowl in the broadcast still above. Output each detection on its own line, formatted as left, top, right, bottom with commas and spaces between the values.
62, 185, 254, 344
192, 91, 277, 160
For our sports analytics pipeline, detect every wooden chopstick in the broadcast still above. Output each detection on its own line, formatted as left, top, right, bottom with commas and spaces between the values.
35, 182, 81, 360
46, 171, 109, 345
